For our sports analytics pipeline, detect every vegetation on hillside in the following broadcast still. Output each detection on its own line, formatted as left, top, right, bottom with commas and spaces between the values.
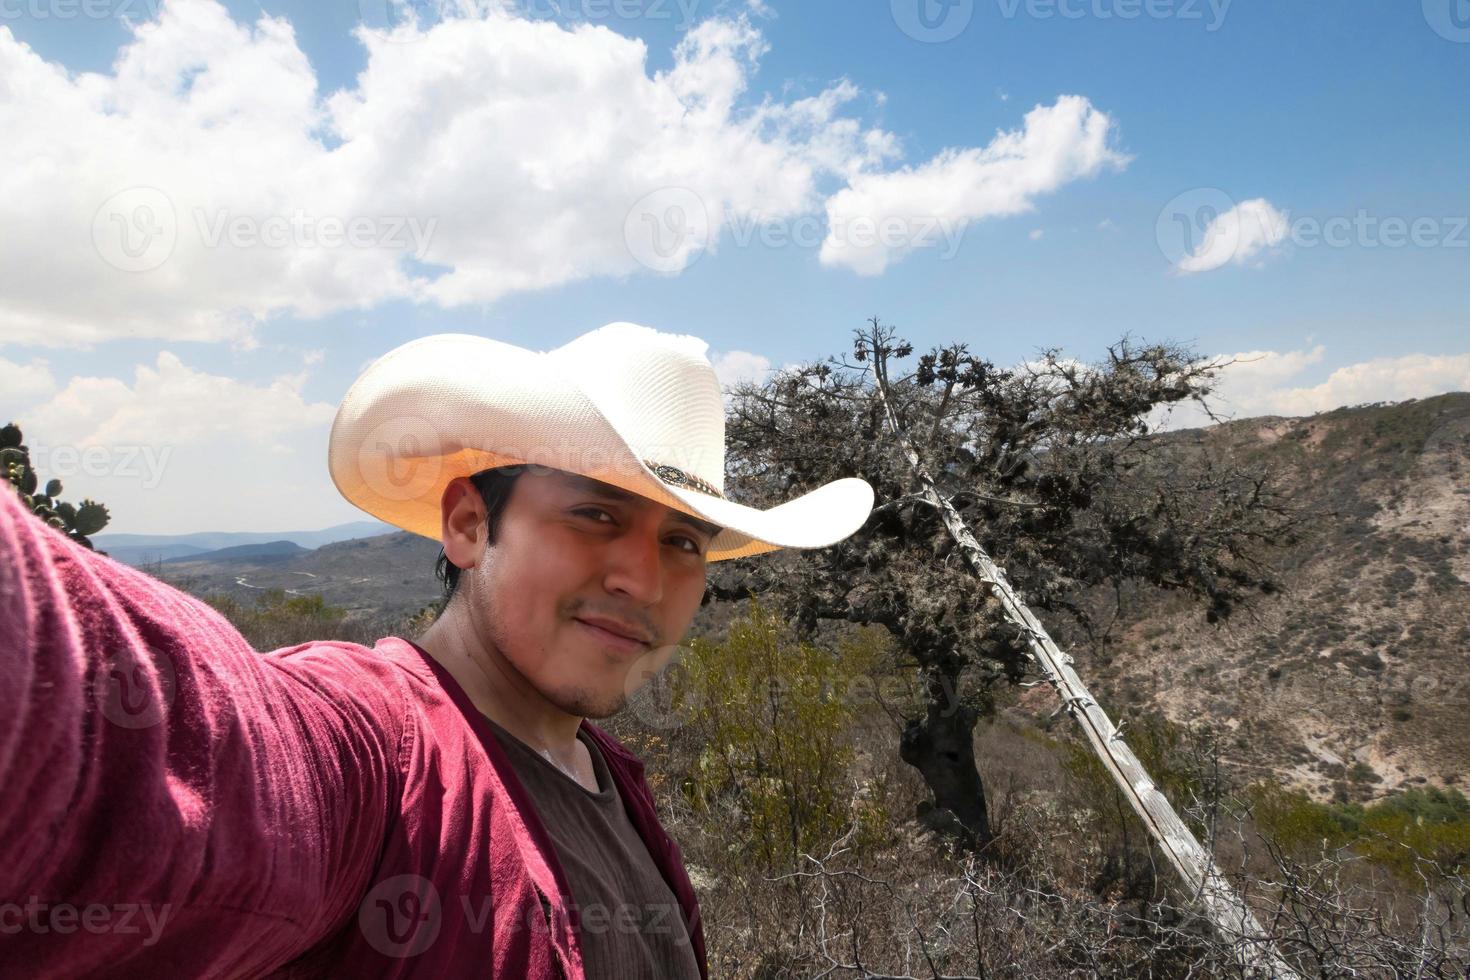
606, 603, 1469, 977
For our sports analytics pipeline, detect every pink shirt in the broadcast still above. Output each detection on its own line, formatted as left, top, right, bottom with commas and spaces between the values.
0, 485, 708, 978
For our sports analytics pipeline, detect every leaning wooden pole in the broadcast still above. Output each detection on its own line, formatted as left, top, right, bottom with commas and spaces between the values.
865, 334, 1299, 979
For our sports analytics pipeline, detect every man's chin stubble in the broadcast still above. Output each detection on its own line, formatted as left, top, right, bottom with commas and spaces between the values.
552, 687, 628, 721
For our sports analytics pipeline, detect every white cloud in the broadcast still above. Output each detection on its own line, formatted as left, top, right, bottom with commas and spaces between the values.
1029, 228, 1045, 241
820, 95, 1130, 275
1154, 347, 1470, 428
0, 0, 1123, 347
1175, 198, 1289, 275
711, 349, 773, 390
1260, 352, 1470, 416
22, 351, 335, 451
0, 356, 58, 412
10, 352, 348, 533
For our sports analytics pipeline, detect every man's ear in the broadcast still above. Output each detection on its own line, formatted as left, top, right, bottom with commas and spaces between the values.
440, 477, 488, 572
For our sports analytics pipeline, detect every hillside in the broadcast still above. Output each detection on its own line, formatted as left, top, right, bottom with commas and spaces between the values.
162, 540, 308, 564
157, 529, 443, 621
1083, 393, 1470, 803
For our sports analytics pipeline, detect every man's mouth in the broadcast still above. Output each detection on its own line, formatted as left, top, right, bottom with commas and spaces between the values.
574, 617, 651, 653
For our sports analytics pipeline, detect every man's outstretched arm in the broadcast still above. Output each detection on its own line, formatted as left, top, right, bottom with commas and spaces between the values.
0, 485, 408, 977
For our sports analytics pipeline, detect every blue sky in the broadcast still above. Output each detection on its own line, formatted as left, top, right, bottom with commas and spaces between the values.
1, 0, 1466, 533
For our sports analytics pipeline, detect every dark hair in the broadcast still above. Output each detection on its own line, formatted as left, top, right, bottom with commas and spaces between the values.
433, 465, 526, 606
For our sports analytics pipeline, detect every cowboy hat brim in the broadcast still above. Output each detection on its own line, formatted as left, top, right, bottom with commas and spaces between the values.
328, 332, 873, 561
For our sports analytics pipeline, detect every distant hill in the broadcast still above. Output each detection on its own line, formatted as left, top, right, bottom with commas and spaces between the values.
97, 519, 395, 566
155, 529, 444, 623
162, 540, 308, 564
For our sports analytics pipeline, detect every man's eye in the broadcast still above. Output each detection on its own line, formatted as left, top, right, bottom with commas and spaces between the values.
574, 508, 704, 555
672, 535, 703, 555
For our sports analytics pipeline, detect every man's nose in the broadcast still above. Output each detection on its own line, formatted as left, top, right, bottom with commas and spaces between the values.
602, 524, 664, 606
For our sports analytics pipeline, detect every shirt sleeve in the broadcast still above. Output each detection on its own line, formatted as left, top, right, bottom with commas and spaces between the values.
0, 485, 409, 977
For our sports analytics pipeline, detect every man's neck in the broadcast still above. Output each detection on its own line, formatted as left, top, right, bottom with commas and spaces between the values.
416, 609, 585, 757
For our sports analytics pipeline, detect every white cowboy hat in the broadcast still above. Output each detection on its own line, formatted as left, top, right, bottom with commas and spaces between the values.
328, 322, 874, 562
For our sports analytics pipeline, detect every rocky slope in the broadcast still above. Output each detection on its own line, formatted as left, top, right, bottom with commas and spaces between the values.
1087, 393, 1469, 802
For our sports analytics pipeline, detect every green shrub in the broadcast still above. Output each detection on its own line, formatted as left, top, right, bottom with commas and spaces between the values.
1350, 761, 1382, 784
1247, 784, 1361, 853
1249, 783, 1470, 880
674, 601, 891, 866
204, 588, 350, 650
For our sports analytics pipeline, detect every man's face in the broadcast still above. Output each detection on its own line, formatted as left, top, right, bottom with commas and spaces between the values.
464, 468, 716, 719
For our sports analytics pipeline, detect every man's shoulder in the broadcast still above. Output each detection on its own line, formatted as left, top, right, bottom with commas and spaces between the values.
259, 635, 441, 715
261, 634, 431, 673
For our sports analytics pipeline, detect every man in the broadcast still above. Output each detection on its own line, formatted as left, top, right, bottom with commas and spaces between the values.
0, 323, 874, 977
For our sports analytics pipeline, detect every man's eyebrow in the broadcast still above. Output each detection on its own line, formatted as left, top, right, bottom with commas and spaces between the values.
559, 471, 636, 501
670, 510, 723, 541
559, 472, 722, 539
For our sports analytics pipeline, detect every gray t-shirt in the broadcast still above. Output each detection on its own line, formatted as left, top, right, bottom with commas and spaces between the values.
486, 717, 702, 979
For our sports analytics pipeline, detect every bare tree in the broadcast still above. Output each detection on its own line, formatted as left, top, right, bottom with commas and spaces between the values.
713, 318, 1302, 851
